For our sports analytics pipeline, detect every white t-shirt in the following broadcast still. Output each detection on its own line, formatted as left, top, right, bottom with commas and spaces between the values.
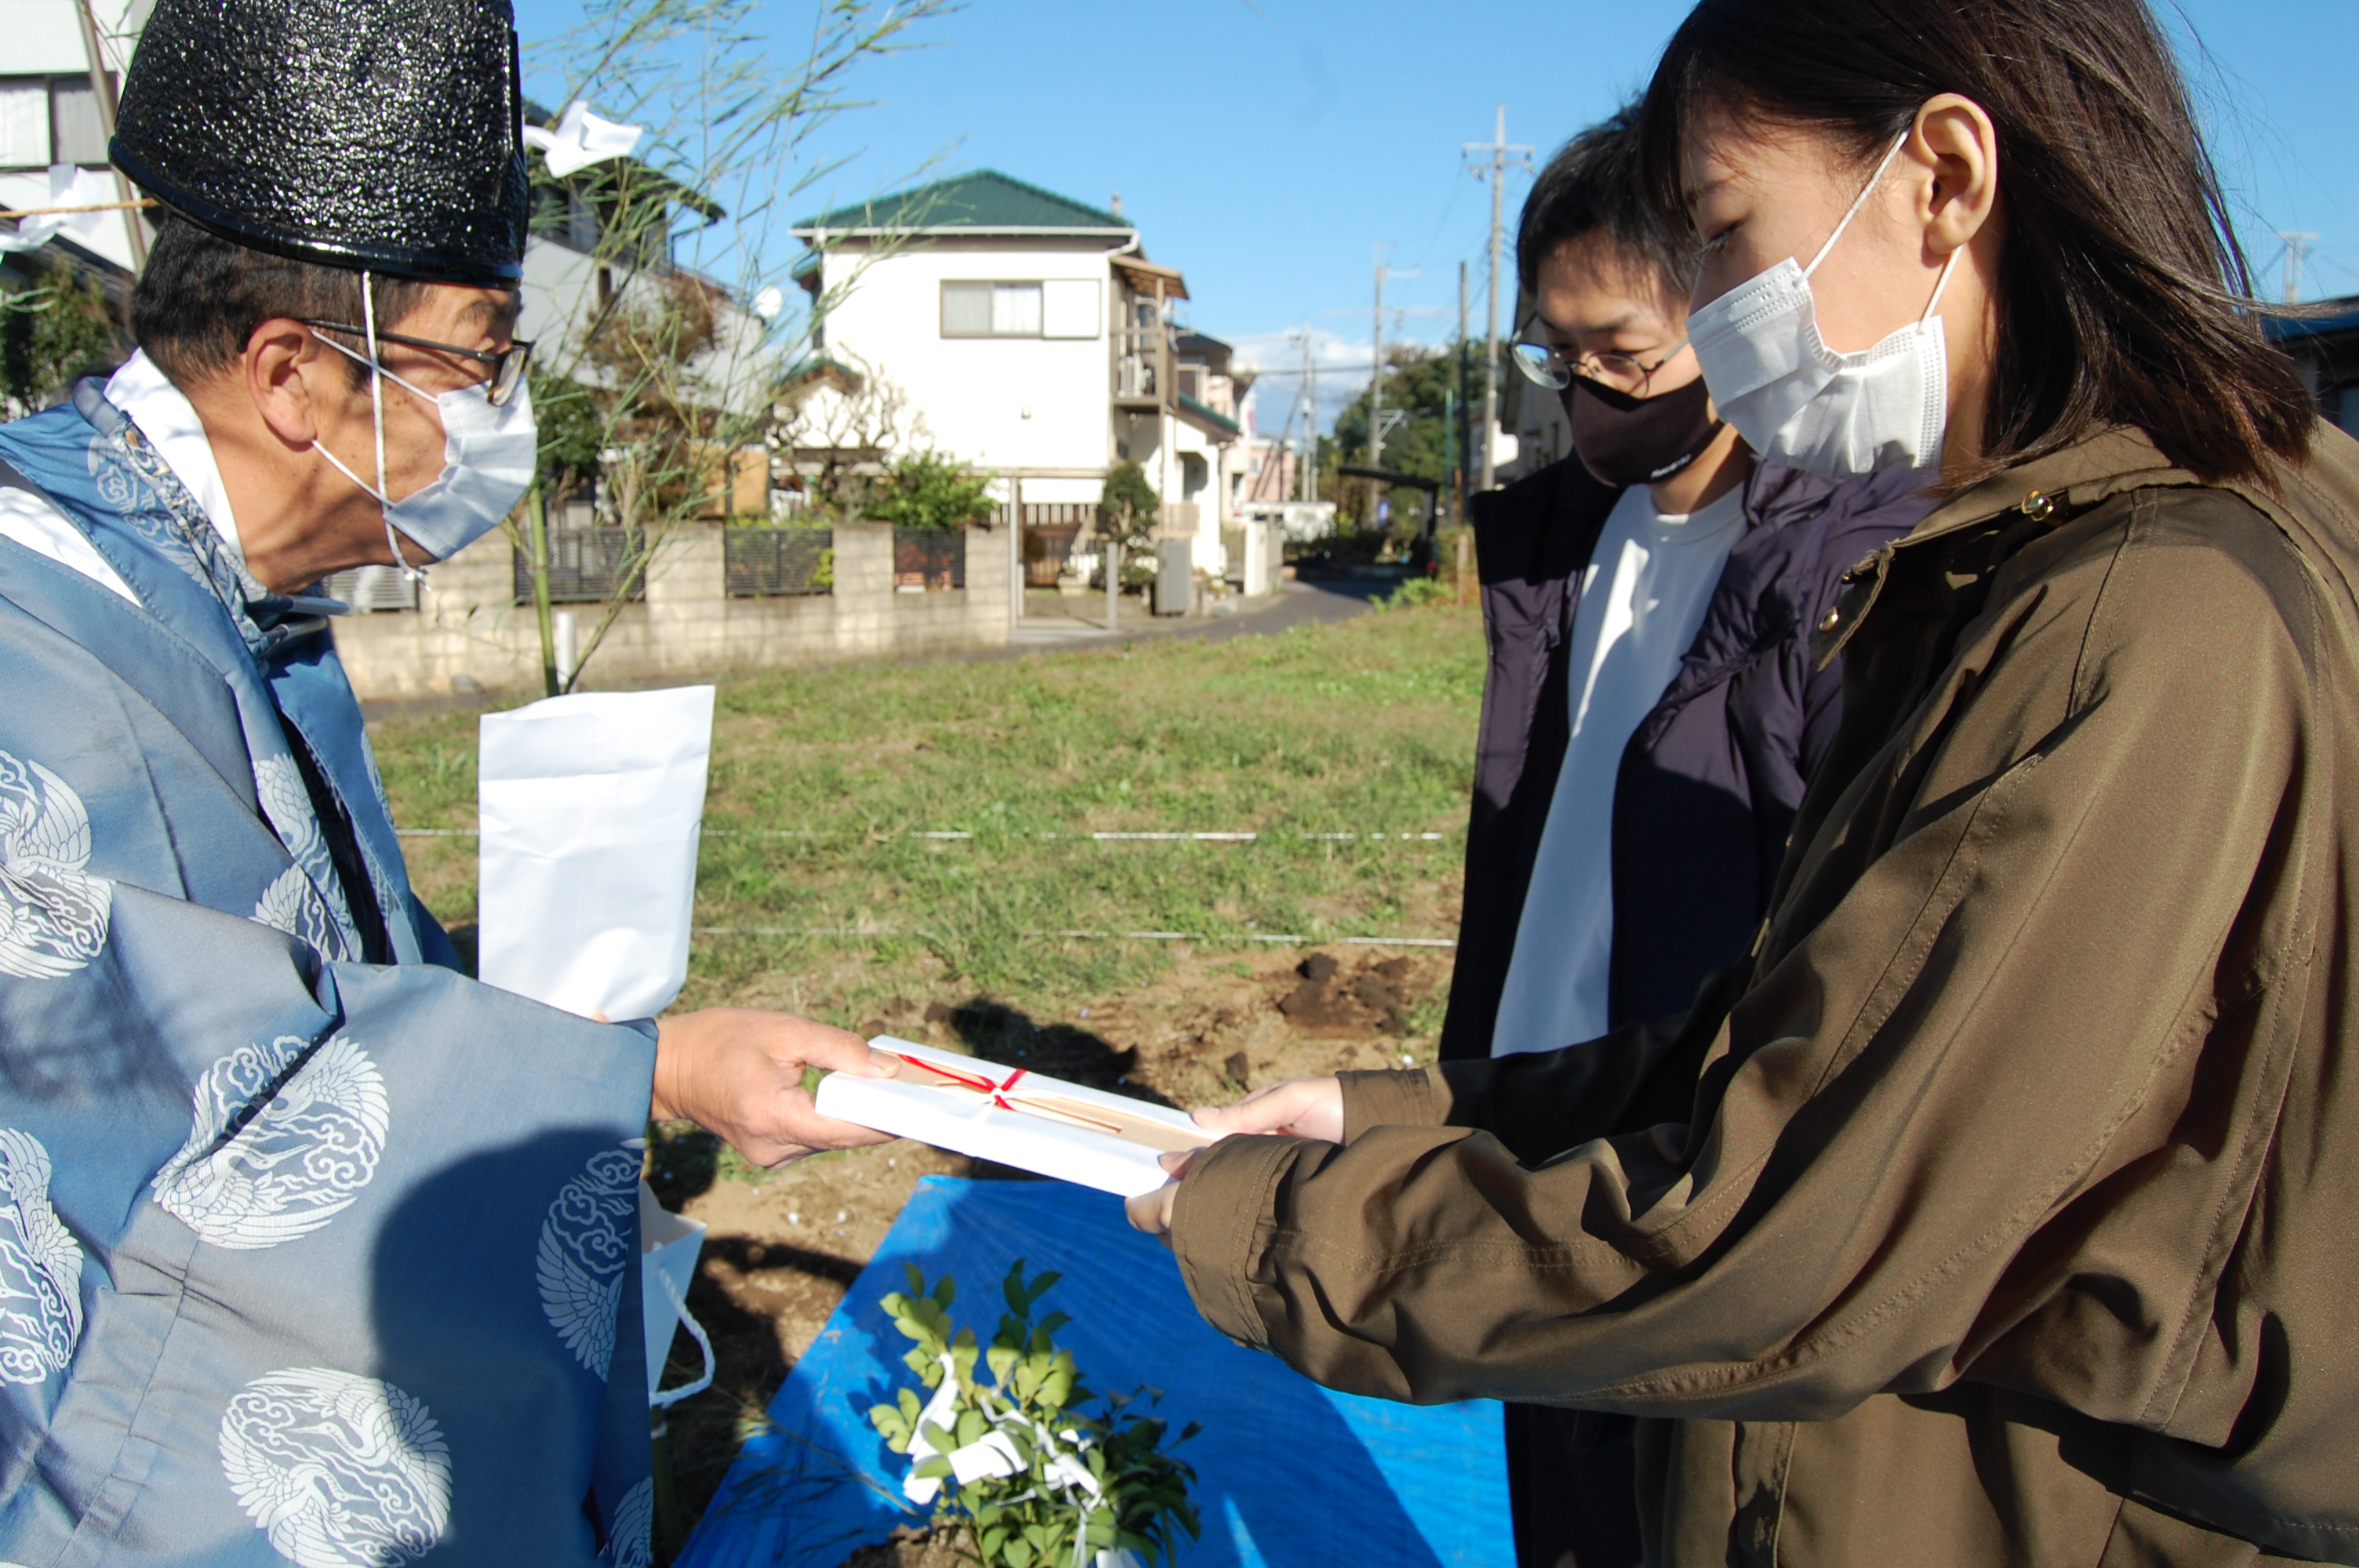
1490, 482, 1748, 1056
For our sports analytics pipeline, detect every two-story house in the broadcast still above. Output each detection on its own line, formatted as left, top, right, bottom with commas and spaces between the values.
790, 170, 1241, 577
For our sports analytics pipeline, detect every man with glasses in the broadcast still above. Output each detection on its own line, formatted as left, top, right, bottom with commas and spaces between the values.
1441, 106, 1931, 1568
0, 1, 885, 1560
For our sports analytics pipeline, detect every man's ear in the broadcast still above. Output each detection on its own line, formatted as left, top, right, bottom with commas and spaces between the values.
241, 318, 338, 451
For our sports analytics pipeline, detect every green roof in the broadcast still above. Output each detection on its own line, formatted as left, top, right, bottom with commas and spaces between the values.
1177, 394, 1241, 440
795, 171, 1130, 235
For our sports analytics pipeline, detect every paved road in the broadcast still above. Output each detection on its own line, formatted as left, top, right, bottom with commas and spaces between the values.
1006, 577, 1388, 655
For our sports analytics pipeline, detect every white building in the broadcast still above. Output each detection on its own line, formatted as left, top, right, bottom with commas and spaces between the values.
790, 170, 1241, 574
0, 1, 151, 285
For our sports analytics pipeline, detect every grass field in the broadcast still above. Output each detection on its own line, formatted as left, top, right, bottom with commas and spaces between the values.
376, 600, 1488, 1029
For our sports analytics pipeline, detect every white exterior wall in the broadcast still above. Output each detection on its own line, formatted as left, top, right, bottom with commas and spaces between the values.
0, 0, 149, 273
815, 237, 1114, 477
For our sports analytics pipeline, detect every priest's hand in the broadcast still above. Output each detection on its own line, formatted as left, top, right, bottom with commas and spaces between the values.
651, 1008, 896, 1168
1125, 1077, 1346, 1238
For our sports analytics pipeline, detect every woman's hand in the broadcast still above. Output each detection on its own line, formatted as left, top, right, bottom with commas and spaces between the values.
1125, 1076, 1347, 1238
652, 1008, 896, 1168
1193, 1076, 1344, 1142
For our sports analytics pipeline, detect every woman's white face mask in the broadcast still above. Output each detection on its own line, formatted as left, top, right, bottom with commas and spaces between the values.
1686, 129, 1959, 479
309, 276, 537, 573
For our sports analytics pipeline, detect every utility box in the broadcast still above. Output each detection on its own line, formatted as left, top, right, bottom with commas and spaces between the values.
1154, 539, 1194, 616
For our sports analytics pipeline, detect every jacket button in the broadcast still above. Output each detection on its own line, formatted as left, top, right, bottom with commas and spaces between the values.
1817, 608, 1841, 633
2019, 489, 2056, 522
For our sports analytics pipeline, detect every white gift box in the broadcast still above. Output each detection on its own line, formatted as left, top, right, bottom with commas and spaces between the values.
815, 1038, 1216, 1199
477, 685, 714, 1021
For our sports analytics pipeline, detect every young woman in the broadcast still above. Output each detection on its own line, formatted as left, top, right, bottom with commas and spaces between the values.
1132, 1, 2359, 1562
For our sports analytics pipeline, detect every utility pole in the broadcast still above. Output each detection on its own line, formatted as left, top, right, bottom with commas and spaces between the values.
71, 0, 144, 269
1299, 320, 1316, 503
2278, 231, 2318, 304
1443, 259, 1462, 523
1465, 103, 1532, 492
1371, 242, 1418, 470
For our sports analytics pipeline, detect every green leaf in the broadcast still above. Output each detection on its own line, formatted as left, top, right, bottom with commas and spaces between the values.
986, 1344, 1018, 1386
1035, 1311, 1071, 1338
1004, 1537, 1033, 1568
912, 1455, 952, 1480
954, 1407, 986, 1448
1178, 1421, 1202, 1443
920, 1422, 956, 1456
933, 1272, 957, 1310
1025, 1270, 1063, 1305
904, 1262, 926, 1298
1003, 1265, 1030, 1320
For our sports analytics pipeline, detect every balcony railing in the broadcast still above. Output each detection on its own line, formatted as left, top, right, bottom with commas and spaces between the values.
1112, 303, 1172, 407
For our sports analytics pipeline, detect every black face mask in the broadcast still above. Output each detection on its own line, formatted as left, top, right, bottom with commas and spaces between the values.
1561, 373, 1724, 489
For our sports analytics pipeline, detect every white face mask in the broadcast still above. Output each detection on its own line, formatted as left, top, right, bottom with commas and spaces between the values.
311, 278, 537, 570
1686, 129, 1960, 479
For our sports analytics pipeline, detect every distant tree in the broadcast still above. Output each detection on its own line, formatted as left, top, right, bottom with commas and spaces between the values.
0, 260, 124, 418
1098, 459, 1161, 552
1329, 339, 1504, 532
863, 448, 993, 530
767, 352, 921, 522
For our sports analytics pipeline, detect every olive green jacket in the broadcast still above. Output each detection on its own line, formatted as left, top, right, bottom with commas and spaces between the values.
1170, 424, 2359, 1566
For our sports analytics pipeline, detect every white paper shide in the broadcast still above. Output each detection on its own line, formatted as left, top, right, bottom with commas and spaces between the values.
816, 1037, 1217, 1198
477, 687, 714, 1021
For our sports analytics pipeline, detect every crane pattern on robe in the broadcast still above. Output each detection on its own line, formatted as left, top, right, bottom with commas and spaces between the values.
0, 750, 109, 981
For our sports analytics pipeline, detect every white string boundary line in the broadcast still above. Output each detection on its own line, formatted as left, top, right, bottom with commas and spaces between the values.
396, 827, 1449, 841
689, 927, 1456, 947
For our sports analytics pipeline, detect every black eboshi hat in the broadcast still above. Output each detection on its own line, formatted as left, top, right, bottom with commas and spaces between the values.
111, 0, 529, 285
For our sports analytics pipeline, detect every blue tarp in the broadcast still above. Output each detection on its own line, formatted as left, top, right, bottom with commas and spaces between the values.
678, 1176, 1510, 1568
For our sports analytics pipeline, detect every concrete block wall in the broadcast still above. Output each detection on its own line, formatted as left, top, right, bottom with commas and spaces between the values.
332, 521, 1012, 701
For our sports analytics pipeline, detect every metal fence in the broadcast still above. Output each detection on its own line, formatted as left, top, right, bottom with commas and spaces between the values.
724, 528, 834, 598
512, 527, 650, 606
893, 527, 965, 592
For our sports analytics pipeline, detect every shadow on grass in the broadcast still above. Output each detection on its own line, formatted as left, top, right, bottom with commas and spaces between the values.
937, 998, 1176, 1109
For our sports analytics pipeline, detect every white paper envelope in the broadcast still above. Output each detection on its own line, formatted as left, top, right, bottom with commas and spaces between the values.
641, 1182, 710, 1406
477, 686, 714, 1019
815, 1037, 1217, 1198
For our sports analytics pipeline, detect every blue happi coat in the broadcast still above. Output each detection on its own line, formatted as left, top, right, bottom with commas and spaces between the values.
0, 380, 656, 1565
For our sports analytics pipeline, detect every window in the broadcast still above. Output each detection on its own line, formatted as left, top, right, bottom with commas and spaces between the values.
942, 281, 1038, 337
0, 83, 44, 167
940, 279, 1100, 339
1041, 279, 1100, 339
0, 77, 114, 169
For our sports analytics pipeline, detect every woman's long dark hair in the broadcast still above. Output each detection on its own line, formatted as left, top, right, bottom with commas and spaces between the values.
1637, 0, 2315, 485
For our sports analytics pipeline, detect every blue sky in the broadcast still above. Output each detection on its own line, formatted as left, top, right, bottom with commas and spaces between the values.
513, 0, 2359, 437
